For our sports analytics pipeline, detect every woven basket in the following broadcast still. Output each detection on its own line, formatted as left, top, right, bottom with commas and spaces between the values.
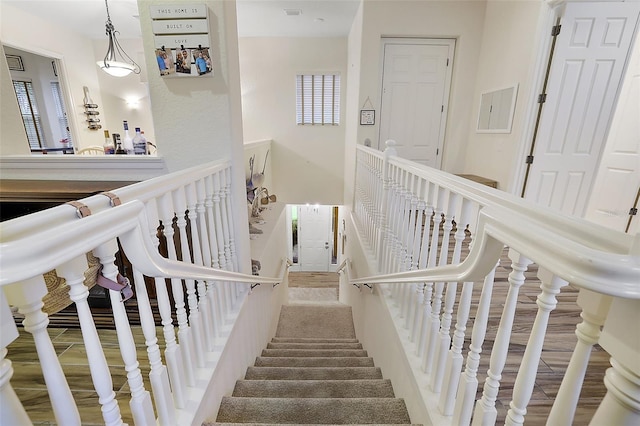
41, 252, 102, 314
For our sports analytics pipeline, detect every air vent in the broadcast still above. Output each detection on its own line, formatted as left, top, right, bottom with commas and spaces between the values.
284, 9, 302, 16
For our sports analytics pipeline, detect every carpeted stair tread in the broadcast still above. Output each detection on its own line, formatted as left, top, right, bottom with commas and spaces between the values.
245, 366, 383, 380
267, 342, 363, 350
254, 356, 375, 367
275, 305, 356, 339
215, 397, 411, 424
271, 337, 359, 344
261, 348, 368, 358
209, 423, 422, 425
232, 379, 395, 398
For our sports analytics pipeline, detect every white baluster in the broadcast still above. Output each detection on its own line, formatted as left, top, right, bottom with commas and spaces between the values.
422, 188, 447, 373
158, 193, 196, 387
190, 181, 216, 349
5, 276, 80, 425
0, 290, 35, 426
204, 175, 227, 322
430, 193, 460, 392
452, 260, 499, 426
211, 174, 231, 315
131, 268, 176, 426
145, 199, 187, 408
173, 188, 206, 368
196, 178, 220, 343
506, 268, 567, 425
223, 167, 239, 272
548, 290, 612, 425
473, 250, 532, 426
59, 255, 125, 426
92, 242, 156, 425
587, 297, 640, 426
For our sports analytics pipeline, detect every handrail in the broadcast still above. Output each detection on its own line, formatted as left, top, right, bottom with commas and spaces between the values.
349, 206, 640, 299
357, 145, 634, 254
0, 200, 280, 287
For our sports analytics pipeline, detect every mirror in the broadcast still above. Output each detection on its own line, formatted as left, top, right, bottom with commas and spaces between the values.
4, 46, 76, 153
477, 84, 518, 133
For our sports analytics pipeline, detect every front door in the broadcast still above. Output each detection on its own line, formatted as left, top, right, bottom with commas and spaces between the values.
379, 39, 454, 167
298, 205, 333, 272
523, 2, 640, 216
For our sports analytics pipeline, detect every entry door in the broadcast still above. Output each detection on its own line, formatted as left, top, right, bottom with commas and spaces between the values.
298, 205, 332, 272
523, 2, 640, 216
379, 39, 454, 167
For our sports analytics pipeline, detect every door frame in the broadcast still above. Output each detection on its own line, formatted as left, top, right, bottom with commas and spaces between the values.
377, 37, 456, 170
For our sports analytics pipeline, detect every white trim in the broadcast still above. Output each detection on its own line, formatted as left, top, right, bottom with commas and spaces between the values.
508, 3, 561, 195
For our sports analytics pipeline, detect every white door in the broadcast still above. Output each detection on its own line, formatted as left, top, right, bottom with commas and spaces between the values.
298, 205, 332, 272
523, 2, 640, 216
379, 39, 454, 167
585, 30, 640, 233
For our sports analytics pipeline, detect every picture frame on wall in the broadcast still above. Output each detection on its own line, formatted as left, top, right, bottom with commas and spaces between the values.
360, 109, 375, 125
6, 54, 24, 71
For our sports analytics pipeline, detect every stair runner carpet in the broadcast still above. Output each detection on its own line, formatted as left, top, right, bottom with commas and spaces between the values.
207, 304, 415, 425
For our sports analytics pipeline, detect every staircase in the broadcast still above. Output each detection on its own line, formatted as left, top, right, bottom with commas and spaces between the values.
210, 304, 414, 425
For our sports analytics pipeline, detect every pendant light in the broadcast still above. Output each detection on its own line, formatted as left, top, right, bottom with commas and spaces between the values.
97, 0, 140, 77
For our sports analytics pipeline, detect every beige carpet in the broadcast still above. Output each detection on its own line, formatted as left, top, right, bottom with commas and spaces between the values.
209, 304, 415, 425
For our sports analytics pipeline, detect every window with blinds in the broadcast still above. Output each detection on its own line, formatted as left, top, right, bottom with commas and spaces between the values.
13, 80, 45, 150
296, 74, 340, 125
51, 82, 72, 144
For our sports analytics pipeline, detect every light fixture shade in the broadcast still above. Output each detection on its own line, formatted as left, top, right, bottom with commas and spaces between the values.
97, 60, 136, 77
98, 0, 140, 77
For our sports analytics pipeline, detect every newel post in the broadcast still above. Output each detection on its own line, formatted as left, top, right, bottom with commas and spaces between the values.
377, 140, 397, 271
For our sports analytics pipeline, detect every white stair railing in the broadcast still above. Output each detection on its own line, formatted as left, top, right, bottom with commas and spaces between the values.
0, 160, 287, 425
350, 142, 640, 425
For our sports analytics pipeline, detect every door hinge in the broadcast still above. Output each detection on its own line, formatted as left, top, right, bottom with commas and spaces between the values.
436, 148, 439, 156
630, 207, 638, 216
538, 93, 547, 104
551, 24, 562, 37
446, 58, 449, 66
441, 105, 444, 112
526, 155, 534, 164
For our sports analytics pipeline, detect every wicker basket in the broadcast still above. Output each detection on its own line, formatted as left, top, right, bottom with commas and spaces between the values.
41, 252, 102, 314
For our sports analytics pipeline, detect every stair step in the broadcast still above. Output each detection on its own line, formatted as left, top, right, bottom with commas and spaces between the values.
245, 366, 383, 380
216, 397, 411, 424
261, 348, 368, 358
254, 356, 375, 367
232, 379, 395, 398
267, 342, 363, 350
271, 337, 359, 344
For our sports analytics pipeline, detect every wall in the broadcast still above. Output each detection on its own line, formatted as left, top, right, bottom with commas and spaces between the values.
0, 43, 29, 156
238, 37, 347, 205
462, 0, 544, 190
0, 2, 154, 152
353, 0, 486, 174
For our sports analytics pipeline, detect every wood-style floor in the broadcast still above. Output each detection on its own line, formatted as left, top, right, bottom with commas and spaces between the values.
8, 266, 608, 425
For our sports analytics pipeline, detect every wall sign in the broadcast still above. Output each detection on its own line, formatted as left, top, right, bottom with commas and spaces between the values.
360, 110, 375, 125
150, 4, 213, 78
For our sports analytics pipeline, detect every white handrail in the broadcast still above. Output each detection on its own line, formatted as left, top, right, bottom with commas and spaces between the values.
349, 206, 640, 299
0, 200, 279, 287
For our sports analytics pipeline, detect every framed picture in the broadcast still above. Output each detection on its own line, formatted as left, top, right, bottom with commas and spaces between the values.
6, 54, 24, 71
360, 109, 375, 125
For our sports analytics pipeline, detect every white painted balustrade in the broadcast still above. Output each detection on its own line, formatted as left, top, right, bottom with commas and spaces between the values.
0, 160, 287, 425
349, 143, 640, 425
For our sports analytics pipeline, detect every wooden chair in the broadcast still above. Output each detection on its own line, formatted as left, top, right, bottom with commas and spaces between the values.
77, 146, 105, 155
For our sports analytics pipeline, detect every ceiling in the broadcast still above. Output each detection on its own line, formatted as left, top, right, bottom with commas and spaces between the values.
3, 0, 360, 39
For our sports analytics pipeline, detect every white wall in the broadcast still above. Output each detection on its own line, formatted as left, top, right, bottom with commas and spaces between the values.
354, 0, 486, 174
463, 0, 544, 190
238, 37, 347, 205
0, 2, 155, 153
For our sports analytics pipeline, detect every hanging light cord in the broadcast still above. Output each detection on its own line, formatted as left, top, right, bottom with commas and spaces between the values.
101, 0, 140, 74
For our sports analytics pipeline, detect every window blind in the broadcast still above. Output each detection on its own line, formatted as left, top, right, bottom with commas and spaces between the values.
13, 80, 45, 149
296, 74, 340, 125
51, 82, 72, 143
